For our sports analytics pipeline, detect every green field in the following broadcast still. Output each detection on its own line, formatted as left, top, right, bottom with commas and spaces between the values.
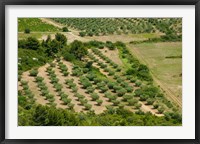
127, 42, 182, 103
18, 18, 60, 32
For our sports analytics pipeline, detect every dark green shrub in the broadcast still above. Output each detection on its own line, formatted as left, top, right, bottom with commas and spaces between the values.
116, 88, 127, 96
112, 100, 120, 106
122, 94, 134, 101
134, 103, 142, 109
146, 98, 155, 105
84, 104, 92, 110
46, 94, 54, 100
96, 99, 103, 106
24, 28, 30, 34
29, 69, 38, 77
86, 86, 95, 93
62, 98, 72, 105
63, 71, 69, 76
18, 75, 22, 81
49, 62, 56, 67
91, 93, 99, 101
128, 99, 138, 106
35, 76, 44, 82
79, 31, 86, 37
139, 94, 149, 101
41, 90, 49, 96
68, 103, 74, 110
62, 27, 69, 32
153, 103, 159, 109
63, 52, 76, 61
80, 99, 88, 105
158, 106, 165, 114
99, 86, 108, 93
107, 95, 117, 102
118, 103, 125, 109
135, 81, 142, 87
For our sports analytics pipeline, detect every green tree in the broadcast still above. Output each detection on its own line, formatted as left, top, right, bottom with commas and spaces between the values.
26, 37, 40, 50
79, 31, 86, 37
55, 33, 67, 47
62, 27, 69, 32
24, 28, 30, 34
46, 39, 60, 57
70, 40, 88, 60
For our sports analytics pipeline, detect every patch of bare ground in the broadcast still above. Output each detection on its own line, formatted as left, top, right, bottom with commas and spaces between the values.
41, 34, 55, 41
85, 34, 147, 43
64, 32, 89, 43
98, 47, 123, 66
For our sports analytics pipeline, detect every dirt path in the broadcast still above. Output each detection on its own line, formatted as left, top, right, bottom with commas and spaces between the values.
40, 18, 63, 29
38, 18, 89, 43
127, 45, 182, 108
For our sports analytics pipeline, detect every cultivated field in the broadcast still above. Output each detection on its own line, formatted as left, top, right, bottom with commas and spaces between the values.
18, 18, 182, 126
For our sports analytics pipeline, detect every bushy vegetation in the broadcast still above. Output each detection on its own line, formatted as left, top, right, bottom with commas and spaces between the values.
116, 42, 153, 82
18, 104, 182, 126
18, 48, 48, 72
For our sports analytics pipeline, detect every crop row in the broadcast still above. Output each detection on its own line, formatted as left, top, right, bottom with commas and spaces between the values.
51, 18, 181, 36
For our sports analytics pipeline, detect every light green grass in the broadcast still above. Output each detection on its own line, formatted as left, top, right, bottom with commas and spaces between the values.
18, 18, 60, 32
18, 33, 44, 40
18, 32, 56, 41
127, 42, 182, 97
130, 33, 162, 39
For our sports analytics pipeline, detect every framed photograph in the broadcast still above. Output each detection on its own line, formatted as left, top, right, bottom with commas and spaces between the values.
0, 0, 199, 143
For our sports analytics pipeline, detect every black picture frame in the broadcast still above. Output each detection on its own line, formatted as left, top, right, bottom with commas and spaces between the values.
0, 0, 199, 143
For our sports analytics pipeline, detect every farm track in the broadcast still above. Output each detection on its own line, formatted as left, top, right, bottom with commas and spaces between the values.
127, 45, 182, 108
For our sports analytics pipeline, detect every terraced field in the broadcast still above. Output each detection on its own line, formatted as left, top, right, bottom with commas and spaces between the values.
18, 17, 182, 126
19, 45, 181, 117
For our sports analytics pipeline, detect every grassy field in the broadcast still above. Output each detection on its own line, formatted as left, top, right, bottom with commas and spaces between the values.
127, 42, 182, 104
18, 18, 60, 32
